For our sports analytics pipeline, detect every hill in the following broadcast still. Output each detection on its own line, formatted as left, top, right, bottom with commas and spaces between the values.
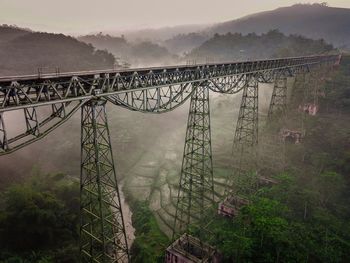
78, 33, 129, 60
187, 30, 334, 62
209, 3, 350, 49
162, 32, 210, 55
78, 33, 178, 67
0, 25, 31, 44
0, 25, 116, 76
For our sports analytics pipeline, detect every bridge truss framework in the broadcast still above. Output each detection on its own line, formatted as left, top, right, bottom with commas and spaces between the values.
0, 54, 341, 262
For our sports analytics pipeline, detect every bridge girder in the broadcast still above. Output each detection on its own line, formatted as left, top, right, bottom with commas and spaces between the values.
0, 57, 338, 152
208, 74, 248, 93
0, 100, 86, 154
0, 55, 339, 155
107, 82, 194, 113
0, 55, 338, 111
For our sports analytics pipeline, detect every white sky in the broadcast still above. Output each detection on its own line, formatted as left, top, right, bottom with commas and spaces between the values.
1, 0, 350, 35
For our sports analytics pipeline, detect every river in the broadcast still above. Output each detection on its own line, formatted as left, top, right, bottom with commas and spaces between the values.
119, 182, 135, 249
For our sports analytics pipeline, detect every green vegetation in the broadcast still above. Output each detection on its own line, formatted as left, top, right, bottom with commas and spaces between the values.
205, 56, 350, 262
0, 172, 79, 262
125, 195, 169, 262
210, 171, 350, 262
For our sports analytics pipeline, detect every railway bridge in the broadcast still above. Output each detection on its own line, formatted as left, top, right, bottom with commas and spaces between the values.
0, 54, 341, 262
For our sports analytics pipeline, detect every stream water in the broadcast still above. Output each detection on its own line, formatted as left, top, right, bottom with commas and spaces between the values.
119, 182, 135, 248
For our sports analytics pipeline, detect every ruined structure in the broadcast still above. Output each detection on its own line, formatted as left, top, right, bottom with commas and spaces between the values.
298, 103, 319, 116
166, 234, 221, 263
280, 129, 303, 144
218, 195, 249, 218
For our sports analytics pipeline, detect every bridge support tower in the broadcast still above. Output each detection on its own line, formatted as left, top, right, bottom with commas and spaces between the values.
268, 73, 288, 119
80, 99, 129, 262
170, 82, 216, 261
219, 75, 259, 218
259, 73, 289, 175
230, 75, 259, 189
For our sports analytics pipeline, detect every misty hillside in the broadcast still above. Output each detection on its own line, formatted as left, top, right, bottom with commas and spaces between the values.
78, 34, 178, 67
0, 25, 115, 76
130, 41, 177, 66
188, 30, 334, 62
0, 25, 32, 44
102, 24, 209, 42
116, 3, 349, 58
78, 34, 130, 60
162, 32, 210, 55
209, 3, 350, 48
76, 3, 350, 66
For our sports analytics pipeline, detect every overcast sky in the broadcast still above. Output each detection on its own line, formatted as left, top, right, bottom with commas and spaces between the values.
1, 0, 350, 35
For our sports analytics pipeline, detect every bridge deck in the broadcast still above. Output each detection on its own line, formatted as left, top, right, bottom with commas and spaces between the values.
0, 54, 338, 82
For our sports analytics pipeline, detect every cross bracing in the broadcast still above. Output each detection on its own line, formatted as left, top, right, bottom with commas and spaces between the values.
0, 55, 339, 154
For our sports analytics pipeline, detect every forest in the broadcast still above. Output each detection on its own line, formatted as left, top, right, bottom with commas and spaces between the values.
0, 172, 80, 262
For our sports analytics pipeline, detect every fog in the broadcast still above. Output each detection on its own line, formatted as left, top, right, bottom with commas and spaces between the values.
1, 0, 350, 34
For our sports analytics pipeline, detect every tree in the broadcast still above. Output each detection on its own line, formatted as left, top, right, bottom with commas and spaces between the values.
0, 173, 79, 261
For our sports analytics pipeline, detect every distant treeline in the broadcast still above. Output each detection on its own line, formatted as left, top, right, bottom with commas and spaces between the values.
187, 30, 334, 62
209, 3, 350, 50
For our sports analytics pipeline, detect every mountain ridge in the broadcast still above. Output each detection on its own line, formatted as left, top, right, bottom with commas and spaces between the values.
119, 4, 350, 50
207, 4, 350, 48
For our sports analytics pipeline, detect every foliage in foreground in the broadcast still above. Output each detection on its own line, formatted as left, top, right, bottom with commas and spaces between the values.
0, 172, 80, 262
126, 197, 169, 263
207, 56, 350, 262
210, 171, 350, 263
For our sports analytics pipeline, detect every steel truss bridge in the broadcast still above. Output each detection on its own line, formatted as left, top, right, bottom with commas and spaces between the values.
0, 54, 340, 262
